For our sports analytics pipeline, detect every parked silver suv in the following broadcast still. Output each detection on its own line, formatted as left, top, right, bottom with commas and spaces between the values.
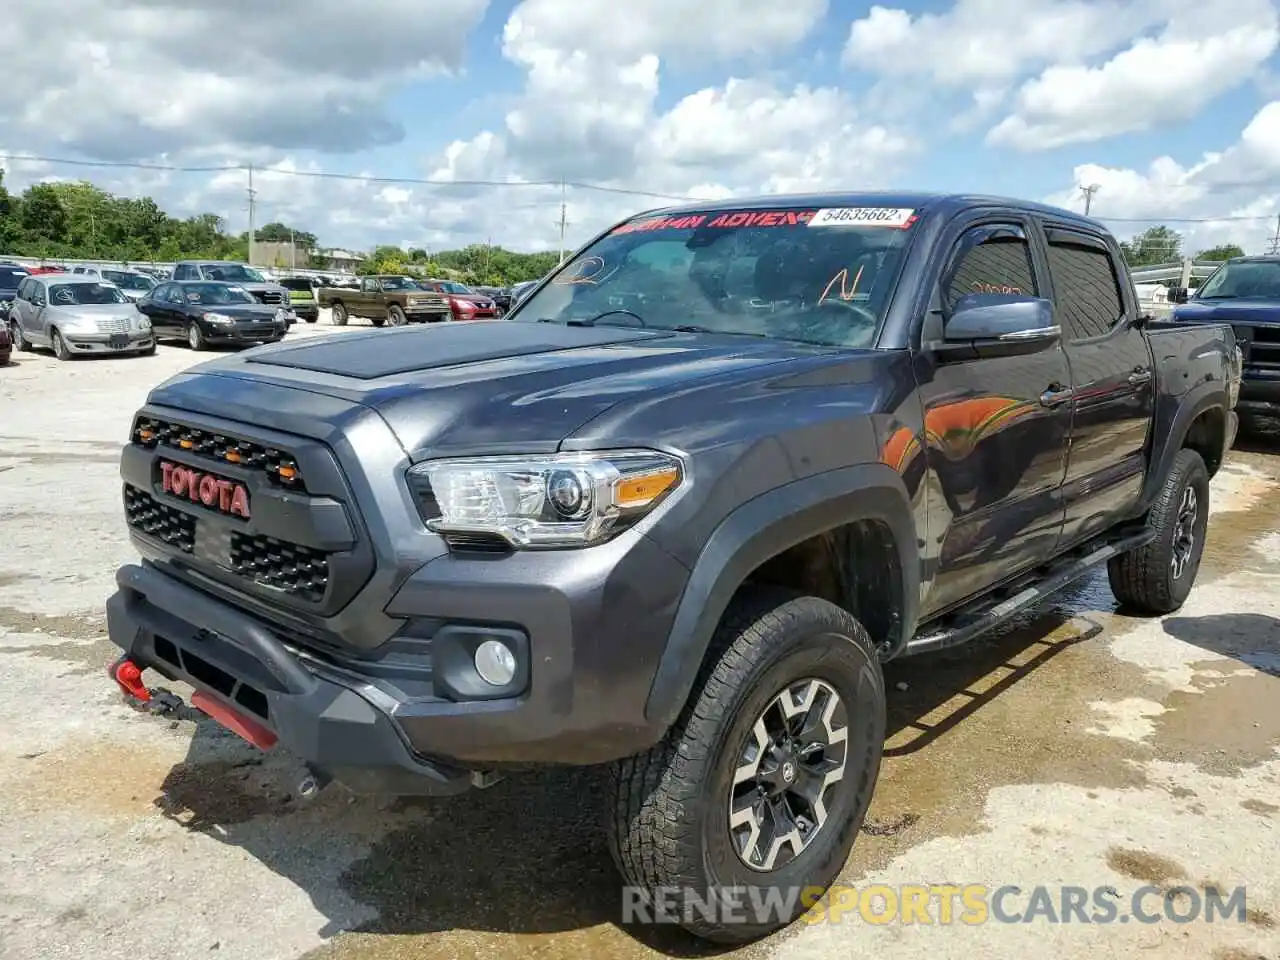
8, 274, 155, 360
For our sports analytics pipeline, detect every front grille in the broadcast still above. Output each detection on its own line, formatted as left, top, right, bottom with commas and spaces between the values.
1238, 325, 1280, 371
96, 317, 130, 334
124, 484, 195, 552
230, 532, 330, 602
131, 417, 306, 492
253, 290, 286, 305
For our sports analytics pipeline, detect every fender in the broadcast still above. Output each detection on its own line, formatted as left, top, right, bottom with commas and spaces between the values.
1137, 378, 1228, 513
643, 462, 920, 730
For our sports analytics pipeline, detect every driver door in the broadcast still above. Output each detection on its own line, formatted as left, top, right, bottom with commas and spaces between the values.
915, 216, 1073, 618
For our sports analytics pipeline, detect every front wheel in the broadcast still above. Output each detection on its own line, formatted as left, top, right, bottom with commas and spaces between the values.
1108, 447, 1209, 614
387, 305, 407, 326
51, 329, 73, 361
607, 589, 886, 943
187, 322, 207, 351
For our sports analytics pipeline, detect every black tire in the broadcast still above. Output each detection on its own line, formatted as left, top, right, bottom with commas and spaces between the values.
304, 314, 317, 324
51, 328, 72, 361
331, 302, 348, 326
607, 589, 886, 943
1108, 448, 1209, 615
387, 305, 407, 326
187, 322, 207, 352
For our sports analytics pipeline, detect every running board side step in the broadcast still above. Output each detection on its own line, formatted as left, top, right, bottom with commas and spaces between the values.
903, 526, 1154, 657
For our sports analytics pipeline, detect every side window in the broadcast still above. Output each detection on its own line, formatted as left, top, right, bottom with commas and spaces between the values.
173, 265, 188, 280
362, 278, 380, 293
168, 285, 186, 304
16, 279, 29, 300
1045, 236, 1124, 339
942, 226, 1036, 313
150, 283, 168, 301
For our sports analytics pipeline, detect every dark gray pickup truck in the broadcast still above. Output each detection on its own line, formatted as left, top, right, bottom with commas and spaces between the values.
105, 192, 1240, 942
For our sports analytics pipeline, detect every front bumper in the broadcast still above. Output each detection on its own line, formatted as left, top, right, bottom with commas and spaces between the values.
1237, 373, 1280, 413
63, 330, 154, 353
404, 306, 450, 321
107, 563, 477, 795
201, 321, 286, 343
291, 303, 319, 320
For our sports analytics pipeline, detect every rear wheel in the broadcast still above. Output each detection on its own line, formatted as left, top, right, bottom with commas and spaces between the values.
1108, 448, 1209, 614
331, 302, 348, 326
607, 589, 886, 943
51, 329, 72, 361
11, 321, 30, 352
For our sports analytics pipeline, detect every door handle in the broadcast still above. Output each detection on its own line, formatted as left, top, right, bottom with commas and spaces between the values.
1128, 367, 1152, 386
1040, 383, 1074, 407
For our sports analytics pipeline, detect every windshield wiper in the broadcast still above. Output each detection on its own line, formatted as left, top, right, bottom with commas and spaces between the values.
1196, 294, 1239, 300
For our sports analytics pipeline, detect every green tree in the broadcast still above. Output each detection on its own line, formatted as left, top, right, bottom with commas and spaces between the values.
1194, 244, 1245, 261
0, 169, 18, 251
1119, 225, 1183, 266
20, 183, 69, 250
255, 221, 318, 247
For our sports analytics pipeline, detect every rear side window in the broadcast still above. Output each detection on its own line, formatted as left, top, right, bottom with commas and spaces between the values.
942, 228, 1037, 312
1046, 238, 1124, 339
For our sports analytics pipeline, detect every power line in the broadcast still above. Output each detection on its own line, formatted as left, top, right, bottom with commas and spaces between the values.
1, 151, 1279, 219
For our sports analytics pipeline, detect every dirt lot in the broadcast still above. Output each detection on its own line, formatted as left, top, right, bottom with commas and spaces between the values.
1, 319, 1277, 960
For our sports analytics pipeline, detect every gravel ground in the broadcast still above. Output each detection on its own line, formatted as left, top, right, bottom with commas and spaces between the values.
0, 317, 1277, 960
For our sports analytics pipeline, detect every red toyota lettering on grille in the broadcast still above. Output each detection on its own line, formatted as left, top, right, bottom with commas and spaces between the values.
160, 462, 250, 518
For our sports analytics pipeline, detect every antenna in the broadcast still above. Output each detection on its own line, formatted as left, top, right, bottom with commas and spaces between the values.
1079, 183, 1100, 216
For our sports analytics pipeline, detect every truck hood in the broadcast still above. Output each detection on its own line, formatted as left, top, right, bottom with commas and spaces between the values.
146, 320, 810, 458
1173, 298, 1280, 324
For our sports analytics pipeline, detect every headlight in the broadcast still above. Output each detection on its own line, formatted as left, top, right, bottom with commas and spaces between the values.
135, 315, 151, 331
407, 450, 684, 548
203, 312, 235, 324
274, 308, 287, 322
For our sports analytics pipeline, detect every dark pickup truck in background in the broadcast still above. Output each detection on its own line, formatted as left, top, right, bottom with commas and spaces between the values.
1170, 254, 1279, 423
105, 193, 1239, 943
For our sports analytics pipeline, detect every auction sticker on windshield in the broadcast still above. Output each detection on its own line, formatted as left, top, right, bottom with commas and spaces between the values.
808, 208, 916, 228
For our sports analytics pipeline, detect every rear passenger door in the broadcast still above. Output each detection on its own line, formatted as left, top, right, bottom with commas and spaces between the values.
1037, 223, 1155, 547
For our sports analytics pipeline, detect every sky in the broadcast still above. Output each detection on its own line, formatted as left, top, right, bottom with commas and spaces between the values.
2, 0, 1280, 258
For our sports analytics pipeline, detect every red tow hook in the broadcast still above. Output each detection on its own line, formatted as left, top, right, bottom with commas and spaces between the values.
109, 657, 152, 702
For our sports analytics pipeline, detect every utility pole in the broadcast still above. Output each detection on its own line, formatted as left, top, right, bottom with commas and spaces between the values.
1267, 214, 1280, 255
290, 227, 296, 269
1079, 183, 1100, 216
557, 179, 569, 263
246, 164, 257, 266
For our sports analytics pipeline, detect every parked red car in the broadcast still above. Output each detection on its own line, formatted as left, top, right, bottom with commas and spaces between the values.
416, 279, 500, 320
26, 264, 68, 275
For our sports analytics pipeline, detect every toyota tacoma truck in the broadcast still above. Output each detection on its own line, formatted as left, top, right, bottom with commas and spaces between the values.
317, 274, 450, 326
1169, 254, 1280, 425
106, 193, 1240, 943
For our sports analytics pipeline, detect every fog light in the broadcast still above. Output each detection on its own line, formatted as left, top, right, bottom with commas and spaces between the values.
474, 639, 517, 686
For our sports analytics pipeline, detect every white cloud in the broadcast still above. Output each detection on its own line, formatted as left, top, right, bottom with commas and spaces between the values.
0, 0, 488, 158
844, 0, 1152, 86
988, 0, 1280, 150
1043, 100, 1280, 253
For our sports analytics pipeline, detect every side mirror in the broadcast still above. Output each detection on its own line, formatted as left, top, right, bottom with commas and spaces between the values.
933, 293, 1060, 358
1167, 286, 1189, 304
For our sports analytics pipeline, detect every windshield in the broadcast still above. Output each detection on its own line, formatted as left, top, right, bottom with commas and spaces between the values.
102, 270, 154, 291
1195, 259, 1280, 300
50, 282, 130, 305
431, 280, 472, 294
202, 263, 266, 283
378, 276, 417, 291
0, 267, 28, 291
182, 283, 257, 305
512, 206, 917, 347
